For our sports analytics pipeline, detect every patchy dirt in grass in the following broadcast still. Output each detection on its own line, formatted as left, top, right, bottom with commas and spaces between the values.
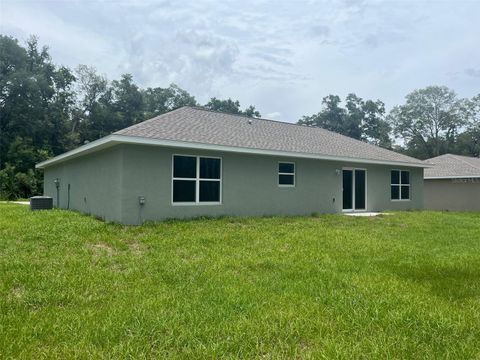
227, 222, 251, 228
176, 248, 203, 262
89, 240, 147, 259
128, 241, 147, 256
109, 262, 128, 273
10, 285, 25, 299
89, 242, 117, 257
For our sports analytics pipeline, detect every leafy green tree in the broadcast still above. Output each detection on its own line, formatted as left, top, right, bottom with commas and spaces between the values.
111, 74, 144, 128
344, 94, 364, 140
75, 71, 146, 142
471, 94, 480, 121
243, 105, 261, 118
142, 83, 197, 119
388, 86, 468, 159
204, 98, 261, 117
2, 35, 267, 199
455, 128, 480, 157
455, 94, 480, 156
298, 94, 391, 147
362, 99, 391, 148
0, 35, 29, 169
299, 95, 349, 135
72, 65, 108, 136
73, 65, 115, 142
0, 35, 76, 199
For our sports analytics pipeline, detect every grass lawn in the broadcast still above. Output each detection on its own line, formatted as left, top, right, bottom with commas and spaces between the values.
1, 204, 480, 359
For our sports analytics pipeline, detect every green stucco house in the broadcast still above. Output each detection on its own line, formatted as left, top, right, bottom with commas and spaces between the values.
36, 107, 426, 224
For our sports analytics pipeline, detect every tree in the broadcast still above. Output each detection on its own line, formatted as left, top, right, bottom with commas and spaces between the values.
75, 72, 146, 142
344, 94, 364, 140
204, 98, 261, 117
72, 65, 108, 136
298, 94, 391, 147
455, 94, 480, 156
362, 99, 391, 148
388, 86, 468, 159
1, 35, 269, 199
0, 35, 29, 169
111, 74, 144, 128
299, 95, 347, 135
142, 83, 197, 119
456, 128, 480, 157
0, 35, 76, 199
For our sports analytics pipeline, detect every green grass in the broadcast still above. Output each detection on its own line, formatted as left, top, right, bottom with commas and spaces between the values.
1, 204, 480, 359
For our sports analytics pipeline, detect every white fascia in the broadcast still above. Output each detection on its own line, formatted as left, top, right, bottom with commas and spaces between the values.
424, 175, 480, 179
36, 134, 429, 169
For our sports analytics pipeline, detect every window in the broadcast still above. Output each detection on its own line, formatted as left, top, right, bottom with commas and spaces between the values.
278, 162, 295, 187
391, 170, 410, 200
172, 155, 221, 204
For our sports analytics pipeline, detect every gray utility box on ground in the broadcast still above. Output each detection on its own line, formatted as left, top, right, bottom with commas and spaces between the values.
30, 196, 53, 210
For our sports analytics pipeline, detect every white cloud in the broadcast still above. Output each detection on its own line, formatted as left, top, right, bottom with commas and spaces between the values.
1, 0, 479, 122
266, 112, 282, 120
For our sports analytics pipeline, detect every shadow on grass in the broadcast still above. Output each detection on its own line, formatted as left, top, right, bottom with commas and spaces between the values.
387, 262, 480, 301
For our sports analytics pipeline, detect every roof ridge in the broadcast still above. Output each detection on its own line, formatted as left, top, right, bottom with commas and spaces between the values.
186, 105, 315, 129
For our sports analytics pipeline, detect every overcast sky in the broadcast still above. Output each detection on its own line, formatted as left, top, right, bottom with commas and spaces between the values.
1, 0, 479, 122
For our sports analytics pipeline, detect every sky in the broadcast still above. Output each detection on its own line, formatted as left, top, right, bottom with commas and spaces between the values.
1, 0, 479, 122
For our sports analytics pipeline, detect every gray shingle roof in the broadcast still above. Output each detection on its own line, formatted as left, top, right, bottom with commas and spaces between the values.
424, 154, 480, 178
115, 106, 424, 166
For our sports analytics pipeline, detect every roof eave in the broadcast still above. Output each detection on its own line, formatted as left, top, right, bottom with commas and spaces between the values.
36, 134, 429, 169
35, 135, 119, 169
424, 175, 480, 179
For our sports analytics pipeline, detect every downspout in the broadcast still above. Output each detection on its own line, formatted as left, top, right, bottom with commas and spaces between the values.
54, 178, 60, 208
67, 184, 71, 209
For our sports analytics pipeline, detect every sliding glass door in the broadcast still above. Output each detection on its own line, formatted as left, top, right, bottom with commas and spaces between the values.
342, 169, 366, 211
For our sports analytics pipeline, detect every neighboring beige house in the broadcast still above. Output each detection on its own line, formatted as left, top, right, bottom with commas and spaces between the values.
424, 154, 480, 211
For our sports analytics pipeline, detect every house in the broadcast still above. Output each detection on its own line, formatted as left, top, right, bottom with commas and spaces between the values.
36, 106, 426, 224
424, 153, 480, 211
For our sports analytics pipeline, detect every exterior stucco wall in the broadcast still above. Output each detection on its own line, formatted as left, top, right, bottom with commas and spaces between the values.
424, 179, 480, 211
362, 163, 423, 213
43, 147, 123, 222
43, 144, 424, 224
119, 144, 423, 224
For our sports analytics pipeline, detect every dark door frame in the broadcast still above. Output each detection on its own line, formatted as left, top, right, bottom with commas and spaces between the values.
342, 168, 367, 212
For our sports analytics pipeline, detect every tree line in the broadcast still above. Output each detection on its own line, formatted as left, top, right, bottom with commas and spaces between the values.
1, 35, 479, 199
0, 35, 260, 199
303, 87, 479, 160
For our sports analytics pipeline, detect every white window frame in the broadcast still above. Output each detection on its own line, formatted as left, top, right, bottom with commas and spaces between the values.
278, 161, 295, 187
171, 154, 222, 206
391, 169, 410, 201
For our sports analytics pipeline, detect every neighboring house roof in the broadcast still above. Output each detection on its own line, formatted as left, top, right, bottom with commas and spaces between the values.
424, 154, 480, 179
37, 106, 427, 169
